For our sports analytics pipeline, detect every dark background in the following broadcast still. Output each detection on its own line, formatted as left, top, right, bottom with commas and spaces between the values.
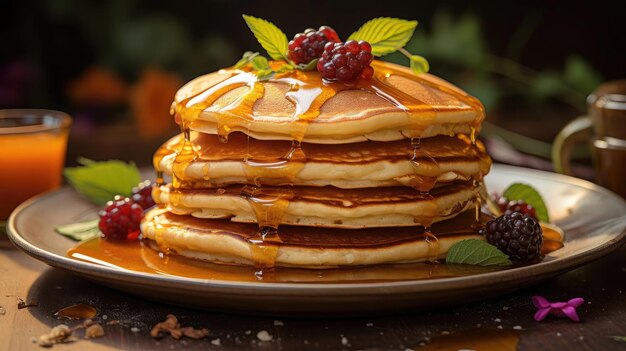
1, 0, 624, 171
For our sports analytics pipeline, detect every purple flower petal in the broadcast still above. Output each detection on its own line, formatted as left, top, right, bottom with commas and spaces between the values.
561, 306, 580, 322
568, 298, 585, 308
532, 296, 584, 323
532, 296, 550, 309
534, 307, 551, 321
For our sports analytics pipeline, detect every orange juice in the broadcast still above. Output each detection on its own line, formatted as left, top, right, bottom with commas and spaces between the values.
0, 110, 71, 220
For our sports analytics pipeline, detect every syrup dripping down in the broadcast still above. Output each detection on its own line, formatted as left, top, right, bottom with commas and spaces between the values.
161, 60, 486, 270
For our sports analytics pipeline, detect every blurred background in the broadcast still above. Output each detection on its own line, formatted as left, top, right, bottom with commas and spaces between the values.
2, 0, 624, 178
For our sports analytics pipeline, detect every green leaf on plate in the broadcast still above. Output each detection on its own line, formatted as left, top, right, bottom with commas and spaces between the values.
64, 158, 141, 205
446, 239, 512, 266
503, 183, 550, 222
54, 219, 100, 241
242, 15, 288, 61
608, 336, 626, 342
348, 17, 418, 57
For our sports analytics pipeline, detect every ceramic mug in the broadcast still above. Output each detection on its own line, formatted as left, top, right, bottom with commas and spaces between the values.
552, 80, 626, 198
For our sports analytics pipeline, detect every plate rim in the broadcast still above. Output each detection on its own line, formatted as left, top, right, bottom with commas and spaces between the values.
7, 164, 626, 294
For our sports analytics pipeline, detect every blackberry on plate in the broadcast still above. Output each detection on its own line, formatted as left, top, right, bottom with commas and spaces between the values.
98, 196, 143, 240
485, 211, 543, 262
288, 26, 340, 65
132, 180, 155, 210
317, 40, 374, 82
494, 195, 537, 220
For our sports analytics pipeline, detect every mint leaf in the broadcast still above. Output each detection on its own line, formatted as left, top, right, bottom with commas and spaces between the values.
609, 336, 626, 342
64, 158, 141, 205
409, 54, 429, 75
242, 15, 288, 61
446, 239, 512, 266
348, 17, 418, 57
503, 183, 550, 222
234, 51, 260, 69
55, 219, 100, 241
296, 59, 319, 71
251, 55, 271, 71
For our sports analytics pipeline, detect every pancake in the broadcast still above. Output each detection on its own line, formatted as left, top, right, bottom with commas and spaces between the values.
153, 182, 481, 228
140, 208, 487, 268
173, 61, 484, 143
155, 132, 491, 190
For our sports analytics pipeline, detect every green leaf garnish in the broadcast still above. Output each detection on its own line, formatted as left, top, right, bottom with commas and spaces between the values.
250, 55, 271, 71
234, 51, 260, 69
55, 219, 100, 241
64, 158, 141, 205
242, 15, 288, 61
446, 239, 512, 266
609, 336, 626, 342
409, 54, 430, 75
503, 183, 550, 223
296, 59, 319, 71
348, 17, 418, 57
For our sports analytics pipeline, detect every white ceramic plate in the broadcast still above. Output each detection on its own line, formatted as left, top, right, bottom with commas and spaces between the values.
7, 165, 626, 316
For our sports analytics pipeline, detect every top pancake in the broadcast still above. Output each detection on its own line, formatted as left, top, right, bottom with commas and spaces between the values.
173, 60, 484, 144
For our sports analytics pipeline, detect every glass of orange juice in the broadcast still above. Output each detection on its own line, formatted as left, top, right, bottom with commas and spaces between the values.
0, 109, 72, 226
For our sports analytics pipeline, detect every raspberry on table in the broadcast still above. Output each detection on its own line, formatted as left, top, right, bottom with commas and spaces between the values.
98, 196, 144, 240
317, 40, 374, 82
288, 26, 340, 65
132, 180, 155, 210
485, 212, 543, 262
494, 195, 538, 220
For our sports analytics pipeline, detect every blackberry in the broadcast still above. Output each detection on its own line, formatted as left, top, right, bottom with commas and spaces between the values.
317, 40, 374, 82
494, 195, 537, 220
288, 26, 340, 65
485, 212, 543, 262
98, 196, 143, 240
131, 180, 155, 210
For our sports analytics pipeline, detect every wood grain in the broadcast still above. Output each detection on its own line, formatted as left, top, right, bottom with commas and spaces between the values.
1, 238, 625, 351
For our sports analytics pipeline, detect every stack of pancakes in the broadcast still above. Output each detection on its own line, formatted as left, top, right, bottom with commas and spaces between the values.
141, 60, 491, 269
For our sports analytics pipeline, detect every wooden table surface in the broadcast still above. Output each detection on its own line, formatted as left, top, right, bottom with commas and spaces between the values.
1, 237, 625, 351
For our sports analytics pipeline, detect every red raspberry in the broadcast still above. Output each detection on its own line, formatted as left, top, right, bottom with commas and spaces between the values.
288, 26, 340, 65
317, 40, 374, 82
98, 196, 143, 240
494, 195, 538, 220
131, 180, 155, 210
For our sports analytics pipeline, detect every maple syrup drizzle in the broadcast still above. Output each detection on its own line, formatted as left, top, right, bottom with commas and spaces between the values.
160, 60, 487, 270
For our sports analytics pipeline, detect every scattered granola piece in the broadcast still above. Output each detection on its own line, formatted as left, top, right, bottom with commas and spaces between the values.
256, 330, 273, 342
341, 335, 349, 345
150, 314, 209, 340
181, 326, 210, 340
211, 338, 221, 346
513, 325, 523, 330
85, 323, 105, 339
38, 324, 75, 347
17, 296, 38, 309
131, 327, 140, 333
